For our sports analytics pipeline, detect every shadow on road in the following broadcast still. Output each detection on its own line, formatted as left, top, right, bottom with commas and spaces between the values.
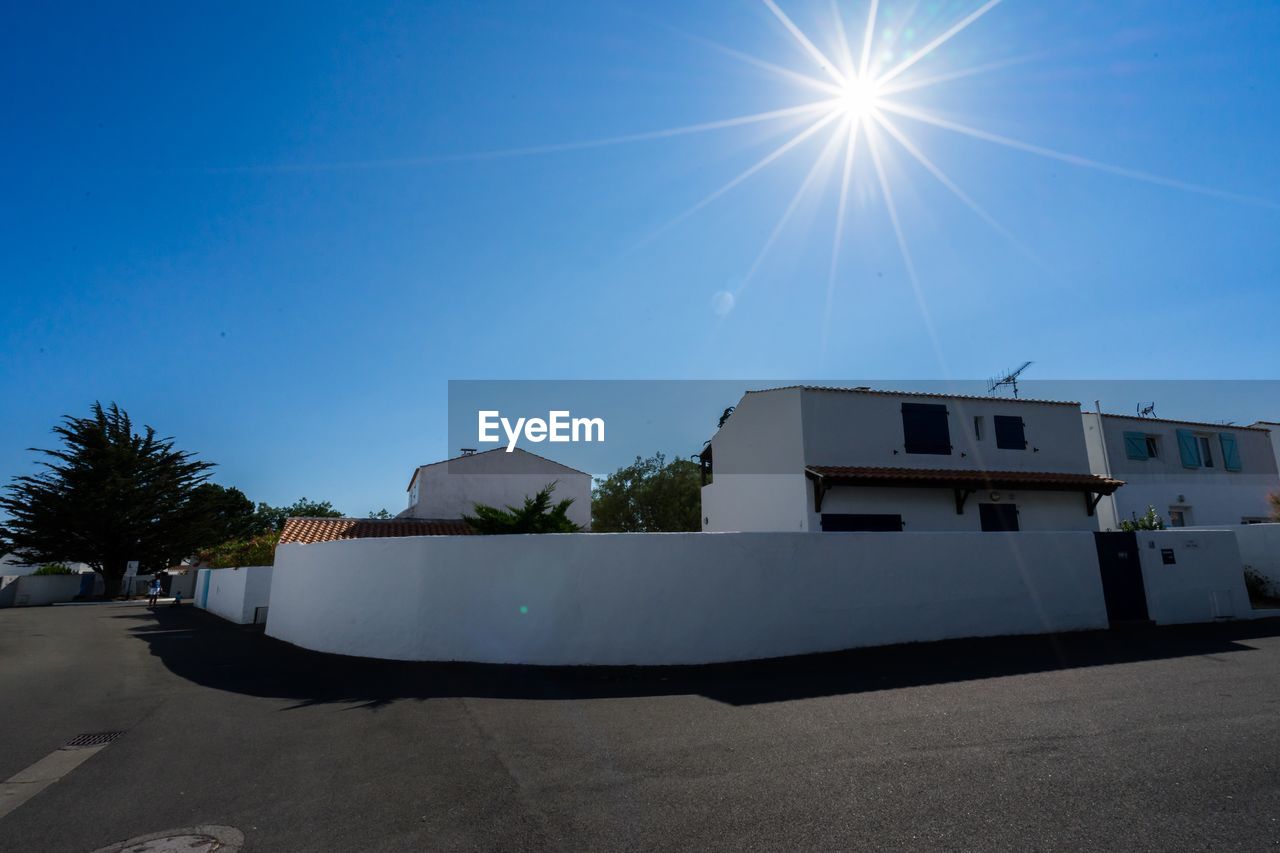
114, 606, 1280, 709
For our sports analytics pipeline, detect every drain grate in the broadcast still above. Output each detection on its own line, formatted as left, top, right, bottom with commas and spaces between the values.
65, 731, 124, 748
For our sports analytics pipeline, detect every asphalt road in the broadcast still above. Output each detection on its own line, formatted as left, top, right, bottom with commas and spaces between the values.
0, 603, 1278, 851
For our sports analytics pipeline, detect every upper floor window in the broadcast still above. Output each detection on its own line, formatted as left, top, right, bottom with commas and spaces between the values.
901, 403, 951, 455
993, 416, 1027, 450
1175, 429, 1242, 471
1197, 435, 1215, 468
1123, 431, 1161, 460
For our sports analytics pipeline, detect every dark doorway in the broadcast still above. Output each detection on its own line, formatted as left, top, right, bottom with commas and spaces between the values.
821, 513, 904, 532
1094, 531, 1150, 623
979, 503, 1019, 532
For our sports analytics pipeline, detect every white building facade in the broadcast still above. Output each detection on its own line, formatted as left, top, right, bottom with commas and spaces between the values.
1252, 421, 1280, 481
400, 447, 592, 530
1083, 413, 1280, 529
701, 386, 1121, 533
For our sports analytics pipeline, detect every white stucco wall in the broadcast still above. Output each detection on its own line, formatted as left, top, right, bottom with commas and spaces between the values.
201, 566, 273, 624
166, 572, 197, 600
403, 448, 592, 529
1183, 523, 1280, 594
1251, 423, 1280, 476
701, 475, 811, 532
266, 531, 1110, 665
1, 574, 85, 607
701, 389, 808, 532
1085, 413, 1279, 529
809, 487, 1099, 532
801, 391, 1092, 474
1134, 530, 1252, 624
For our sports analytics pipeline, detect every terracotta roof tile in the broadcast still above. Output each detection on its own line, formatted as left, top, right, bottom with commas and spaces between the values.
1097, 413, 1269, 432
279, 517, 475, 545
805, 466, 1123, 494
747, 385, 1081, 407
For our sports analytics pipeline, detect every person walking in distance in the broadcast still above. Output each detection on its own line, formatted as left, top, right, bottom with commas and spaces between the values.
147, 578, 162, 607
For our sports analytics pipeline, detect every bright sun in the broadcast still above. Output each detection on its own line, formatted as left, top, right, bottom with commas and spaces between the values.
840, 76, 880, 120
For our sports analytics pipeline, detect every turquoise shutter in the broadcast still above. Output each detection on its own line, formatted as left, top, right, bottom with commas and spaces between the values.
1122, 431, 1148, 460
1219, 433, 1242, 471
1176, 429, 1201, 468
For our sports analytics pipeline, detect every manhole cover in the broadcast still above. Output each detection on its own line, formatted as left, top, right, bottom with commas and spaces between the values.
91, 825, 244, 853
65, 732, 124, 748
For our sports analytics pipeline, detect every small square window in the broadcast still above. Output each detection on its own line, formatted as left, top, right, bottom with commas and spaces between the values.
902, 403, 951, 455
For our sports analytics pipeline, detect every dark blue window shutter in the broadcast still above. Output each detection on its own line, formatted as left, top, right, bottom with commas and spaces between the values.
1219, 433, 1242, 471
994, 416, 1027, 450
1176, 429, 1201, 468
1122, 431, 1148, 460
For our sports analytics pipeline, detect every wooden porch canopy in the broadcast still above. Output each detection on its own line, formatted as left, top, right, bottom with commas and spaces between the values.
803, 466, 1125, 516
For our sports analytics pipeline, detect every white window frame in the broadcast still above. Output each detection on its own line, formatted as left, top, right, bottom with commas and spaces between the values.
1195, 435, 1215, 468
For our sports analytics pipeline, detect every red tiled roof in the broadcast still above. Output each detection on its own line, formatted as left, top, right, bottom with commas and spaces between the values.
805, 466, 1124, 494
279, 517, 475, 545
1097, 413, 1269, 432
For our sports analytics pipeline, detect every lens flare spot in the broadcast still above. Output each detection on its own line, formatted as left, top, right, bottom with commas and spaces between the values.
711, 290, 736, 316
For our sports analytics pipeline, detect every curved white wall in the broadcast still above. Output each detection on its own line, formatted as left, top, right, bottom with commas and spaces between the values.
199, 565, 274, 624
266, 532, 1109, 665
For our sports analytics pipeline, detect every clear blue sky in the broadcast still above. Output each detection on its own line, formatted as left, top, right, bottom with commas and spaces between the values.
3, 1, 1278, 514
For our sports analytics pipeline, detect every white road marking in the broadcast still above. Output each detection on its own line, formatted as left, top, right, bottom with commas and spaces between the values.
0, 743, 110, 820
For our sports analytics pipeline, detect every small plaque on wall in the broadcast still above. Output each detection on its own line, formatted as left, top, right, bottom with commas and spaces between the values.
1161, 548, 1177, 565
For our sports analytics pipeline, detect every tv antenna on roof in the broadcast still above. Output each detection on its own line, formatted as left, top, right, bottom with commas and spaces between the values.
1137, 402, 1157, 418
988, 361, 1033, 398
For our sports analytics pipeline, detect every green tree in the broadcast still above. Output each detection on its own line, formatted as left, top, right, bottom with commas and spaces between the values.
1119, 505, 1166, 532
368, 508, 392, 519
591, 452, 701, 532
31, 563, 74, 576
0, 403, 214, 596
254, 497, 343, 532
463, 483, 581, 534
187, 483, 260, 546
199, 530, 282, 568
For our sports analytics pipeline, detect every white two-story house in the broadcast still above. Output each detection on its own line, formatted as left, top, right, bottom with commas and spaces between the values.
399, 447, 593, 530
1083, 413, 1279, 528
700, 386, 1122, 533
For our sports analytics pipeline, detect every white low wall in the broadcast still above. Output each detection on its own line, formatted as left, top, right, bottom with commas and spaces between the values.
1, 574, 85, 607
165, 572, 197, 601
1231, 523, 1280, 592
1135, 530, 1252, 625
267, 532, 1110, 666
200, 566, 273, 624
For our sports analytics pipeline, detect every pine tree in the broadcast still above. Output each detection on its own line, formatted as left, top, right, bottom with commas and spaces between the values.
0, 403, 214, 596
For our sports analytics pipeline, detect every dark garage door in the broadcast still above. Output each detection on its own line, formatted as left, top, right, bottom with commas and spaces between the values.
1094, 531, 1150, 623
